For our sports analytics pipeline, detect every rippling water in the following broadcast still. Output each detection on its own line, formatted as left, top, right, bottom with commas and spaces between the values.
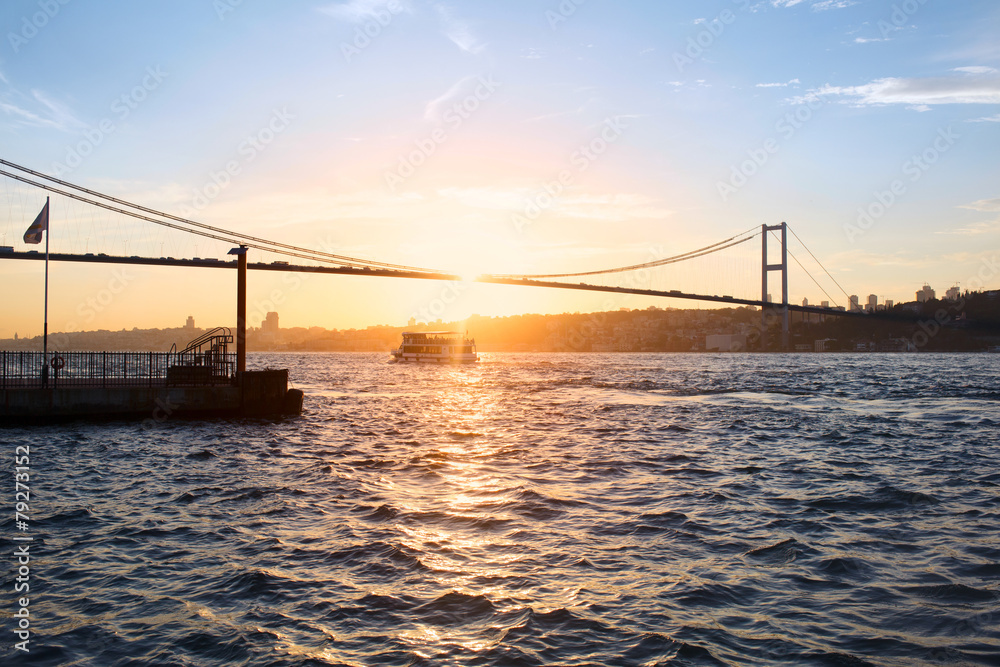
4, 353, 1000, 666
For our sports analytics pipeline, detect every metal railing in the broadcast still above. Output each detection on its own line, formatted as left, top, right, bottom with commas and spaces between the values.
180, 327, 232, 356
0, 350, 237, 389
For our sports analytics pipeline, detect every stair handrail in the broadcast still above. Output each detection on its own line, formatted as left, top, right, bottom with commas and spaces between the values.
179, 327, 233, 356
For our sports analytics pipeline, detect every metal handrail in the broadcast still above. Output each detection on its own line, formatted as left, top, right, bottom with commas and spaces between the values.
0, 350, 236, 389
179, 327, 233, 355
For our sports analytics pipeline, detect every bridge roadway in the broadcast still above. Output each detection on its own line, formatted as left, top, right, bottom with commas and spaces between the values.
1, 250, 876, 320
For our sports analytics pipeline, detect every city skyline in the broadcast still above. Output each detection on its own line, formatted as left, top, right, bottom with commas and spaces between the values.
1, 0, 999, 338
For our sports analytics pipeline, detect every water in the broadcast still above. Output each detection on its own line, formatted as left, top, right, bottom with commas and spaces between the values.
4, 353, 1000, 666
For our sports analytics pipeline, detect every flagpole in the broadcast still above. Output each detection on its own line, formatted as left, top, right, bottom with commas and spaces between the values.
42, 196, 49, 387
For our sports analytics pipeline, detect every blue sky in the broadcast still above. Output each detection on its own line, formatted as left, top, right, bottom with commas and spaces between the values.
1, 0, 998, 336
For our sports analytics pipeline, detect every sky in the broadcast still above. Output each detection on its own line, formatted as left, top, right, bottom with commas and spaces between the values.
1, 0, 998, 338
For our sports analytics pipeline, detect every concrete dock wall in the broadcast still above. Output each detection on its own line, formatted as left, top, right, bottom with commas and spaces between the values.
0, 385, 241, 420
0, 370, 302, 421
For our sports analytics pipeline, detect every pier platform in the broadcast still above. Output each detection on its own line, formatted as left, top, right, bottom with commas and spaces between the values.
0, 350, 303, 422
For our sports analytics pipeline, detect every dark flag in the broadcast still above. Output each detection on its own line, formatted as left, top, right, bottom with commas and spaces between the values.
23, 200, 49, 244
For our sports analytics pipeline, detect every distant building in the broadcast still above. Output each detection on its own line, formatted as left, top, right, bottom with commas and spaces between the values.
802, 297, 809, 307
815, 339, 835, 352
867, 294, 878, 311
262, 312, 280, 335
885, 299, 894, 309
185, 315, 195, 329
916, 284, 936, 302
820, 300, 830, 308
945, 286, 961, 301
849, 295, 860, 312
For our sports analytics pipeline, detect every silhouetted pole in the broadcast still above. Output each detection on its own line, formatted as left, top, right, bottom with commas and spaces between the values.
43, 197, 50, 386
229, 246, 248, 373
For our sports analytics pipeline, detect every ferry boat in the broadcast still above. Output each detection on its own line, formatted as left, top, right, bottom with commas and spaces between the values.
390, 331, 479, 363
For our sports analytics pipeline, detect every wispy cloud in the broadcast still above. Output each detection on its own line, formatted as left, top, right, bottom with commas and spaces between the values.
0, 86, 84, 132
960, 198, 1000, 212
30, 90, 84, 129
319, 0, 411, 23
0, 101, 55, 127
811, 0, 857, 10
756, 78, 800, 88
434, 4, 485, 54
771, 0, 855, 9
935, 198, 1000, 236
423, 75, 478, 121
935, 220, 1000, 236
969, 113, 1000, 123
854, 37, 887, 44
790, 74, 1000, 107
954, 66, 998, 75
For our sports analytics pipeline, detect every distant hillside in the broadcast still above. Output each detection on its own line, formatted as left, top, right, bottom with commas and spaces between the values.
3, 292, 998, 353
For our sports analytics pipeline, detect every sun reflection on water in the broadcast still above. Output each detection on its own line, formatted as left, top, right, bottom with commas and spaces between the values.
382, 370, 541, 655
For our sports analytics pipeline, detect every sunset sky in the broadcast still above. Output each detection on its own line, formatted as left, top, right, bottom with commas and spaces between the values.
1, 0, 998, 338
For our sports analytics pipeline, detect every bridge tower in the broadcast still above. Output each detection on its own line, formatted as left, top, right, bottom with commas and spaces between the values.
761, 222, 789, 350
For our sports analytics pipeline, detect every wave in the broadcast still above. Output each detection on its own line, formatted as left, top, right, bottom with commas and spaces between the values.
806, 485, 939, 513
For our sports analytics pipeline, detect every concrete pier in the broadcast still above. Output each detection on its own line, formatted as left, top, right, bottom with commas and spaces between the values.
0, 369, 303, 421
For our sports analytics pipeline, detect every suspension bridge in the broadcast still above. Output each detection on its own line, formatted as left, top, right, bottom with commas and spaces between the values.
0, 157, 865, 361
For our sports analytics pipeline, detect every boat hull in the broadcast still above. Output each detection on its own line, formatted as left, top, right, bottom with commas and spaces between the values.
391, 352, 479, 363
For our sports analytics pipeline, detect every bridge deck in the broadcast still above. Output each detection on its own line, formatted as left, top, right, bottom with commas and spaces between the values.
0, 250, 878, 319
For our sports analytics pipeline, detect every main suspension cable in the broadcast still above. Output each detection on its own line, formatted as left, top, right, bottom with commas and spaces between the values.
491, 225, 761, 279
0, 157, 445, 274
0, 169, 454, 272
